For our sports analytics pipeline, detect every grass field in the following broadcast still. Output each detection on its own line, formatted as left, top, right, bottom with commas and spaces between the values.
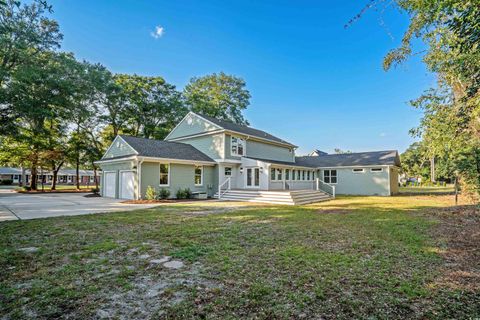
15, 185, 94, 191
399, 185, 455, 194
0, 195, 478, 319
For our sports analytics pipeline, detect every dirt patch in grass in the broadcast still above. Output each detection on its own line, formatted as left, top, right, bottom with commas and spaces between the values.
427, 205, 480, 291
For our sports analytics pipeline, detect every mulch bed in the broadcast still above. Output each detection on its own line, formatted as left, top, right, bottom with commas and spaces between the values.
121, 198, 216, 204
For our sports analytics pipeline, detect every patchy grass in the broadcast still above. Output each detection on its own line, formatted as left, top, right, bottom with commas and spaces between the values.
0, 195, 478, 319
399, 185, 455, 194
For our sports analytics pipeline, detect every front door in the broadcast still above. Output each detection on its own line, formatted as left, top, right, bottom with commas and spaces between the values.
246, 167, 260, 188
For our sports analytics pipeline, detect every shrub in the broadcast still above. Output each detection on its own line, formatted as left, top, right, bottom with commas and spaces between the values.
176, 188, 186, 199
23, 186, 31, 191
92, 187, 100, 194
176, 188, 193, 199
0, 179, 13, 185
158, 188, 170, 199
184, 188, 192, 199
145, 186, 157, 200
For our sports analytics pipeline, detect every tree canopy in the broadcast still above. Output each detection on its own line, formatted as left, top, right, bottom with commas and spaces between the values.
184, 72, 251, 125
0, 0, 251, 190
356, 0, 480, 199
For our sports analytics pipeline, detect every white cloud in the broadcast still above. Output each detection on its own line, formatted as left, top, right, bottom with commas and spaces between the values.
150, 26, 165, 39
379, 132, 387, 137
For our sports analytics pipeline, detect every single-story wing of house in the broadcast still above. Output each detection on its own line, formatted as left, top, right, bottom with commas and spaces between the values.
95, 112, 401, 204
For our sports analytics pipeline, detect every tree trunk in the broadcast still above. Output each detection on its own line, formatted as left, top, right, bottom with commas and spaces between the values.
20, 166, 26, 187
51, 161, 64, 191
30, 166, 37, 190
76, 124, 81, 190
40, 168, 45, 192
93, 163, 99, 194
454, 176, 458, 206
76, 159, 80, 190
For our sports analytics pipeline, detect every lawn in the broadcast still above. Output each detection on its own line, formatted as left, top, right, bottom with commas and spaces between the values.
15, 185, 95, 192
399, 185, 455, 194
0, 195, 478, 319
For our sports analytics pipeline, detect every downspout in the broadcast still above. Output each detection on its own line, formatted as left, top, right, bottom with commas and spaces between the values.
137, 158, 144, 200
387, 165, 391, 196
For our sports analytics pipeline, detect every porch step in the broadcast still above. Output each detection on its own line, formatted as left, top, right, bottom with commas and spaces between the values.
214, 189, 333, 205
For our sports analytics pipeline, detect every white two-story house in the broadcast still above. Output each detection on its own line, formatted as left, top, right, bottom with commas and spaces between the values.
96, 112, 400, 204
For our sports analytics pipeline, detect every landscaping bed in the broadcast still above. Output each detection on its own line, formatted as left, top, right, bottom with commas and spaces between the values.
0, 195, 478, 319
121, 198, 215, 204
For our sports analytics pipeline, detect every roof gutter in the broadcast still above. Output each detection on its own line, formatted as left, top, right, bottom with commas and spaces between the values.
95, 155, 216, 166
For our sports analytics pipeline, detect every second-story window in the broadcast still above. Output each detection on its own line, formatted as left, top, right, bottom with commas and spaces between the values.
231, 136, 246, 156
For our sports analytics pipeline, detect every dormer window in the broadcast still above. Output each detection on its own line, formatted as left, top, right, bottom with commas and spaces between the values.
231, 136, 246, 156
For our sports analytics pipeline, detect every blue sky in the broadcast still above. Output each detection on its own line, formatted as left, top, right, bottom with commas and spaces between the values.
49, 0, 433, 154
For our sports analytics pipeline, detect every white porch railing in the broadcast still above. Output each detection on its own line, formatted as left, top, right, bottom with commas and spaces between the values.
316, 178, 335, 198
218, 177, 231, 199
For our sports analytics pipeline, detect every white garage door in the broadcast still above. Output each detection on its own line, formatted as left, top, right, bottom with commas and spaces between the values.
120, 171, 135, 200
104, 172, 116, 198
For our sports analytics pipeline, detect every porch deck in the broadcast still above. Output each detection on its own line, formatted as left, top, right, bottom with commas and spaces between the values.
214, 188, 333, 205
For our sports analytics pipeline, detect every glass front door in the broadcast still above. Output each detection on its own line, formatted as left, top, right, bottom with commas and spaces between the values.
246, 167, 260, 188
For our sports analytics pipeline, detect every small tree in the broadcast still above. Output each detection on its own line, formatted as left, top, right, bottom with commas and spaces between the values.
145, 186, 156, 200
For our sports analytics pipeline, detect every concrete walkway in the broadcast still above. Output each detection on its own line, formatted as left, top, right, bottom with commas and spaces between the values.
0, 192, 161, 221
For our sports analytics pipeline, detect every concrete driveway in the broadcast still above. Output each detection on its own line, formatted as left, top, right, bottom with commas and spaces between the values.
0, 192, 160, 221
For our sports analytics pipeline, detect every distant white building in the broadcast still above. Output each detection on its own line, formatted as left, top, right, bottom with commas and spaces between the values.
0, 167, 101, 185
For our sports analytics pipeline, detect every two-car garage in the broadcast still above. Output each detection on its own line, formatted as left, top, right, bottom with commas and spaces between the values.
103, 170, 135, 200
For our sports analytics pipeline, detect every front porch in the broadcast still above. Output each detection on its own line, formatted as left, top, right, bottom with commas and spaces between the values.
216, 157, 335, 204
213, 188, 333, 205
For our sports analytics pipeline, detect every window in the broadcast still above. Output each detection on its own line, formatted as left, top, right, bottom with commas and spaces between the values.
292, 170, 296, 181
297, 170, 301, 180
277, 168, 282, 180
231, 136, 246, 156
285, 169, 290, 180
224, 167, 232, 176
90, 176, 94, 183
352, 168, 365, 173
312, 171, 315, 180
323, 170, 337, 184
195, 166, 203, 185
371, 168, 383, 173
160, 164, 169, 185
271, 168, 276, 181
307, 171, 310, 180
302, 170, 305, 181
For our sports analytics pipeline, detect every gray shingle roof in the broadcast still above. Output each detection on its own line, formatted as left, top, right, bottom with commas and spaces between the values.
295, 150, 400, 167
0, 167, 97, 175
119, 135, 215, 163
196, 113, 296, 146
0, 167, 22, 174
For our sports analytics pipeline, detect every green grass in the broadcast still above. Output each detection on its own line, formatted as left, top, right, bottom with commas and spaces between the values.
399, 185, 455, 194
15, 185, 94, 191
0, 195, 478, 319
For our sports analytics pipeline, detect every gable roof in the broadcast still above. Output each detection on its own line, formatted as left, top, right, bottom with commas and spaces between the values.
117, 135, 215, 163
295, 150, 400, 167
194, 113, 296, 147
0, 167, 22, 175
